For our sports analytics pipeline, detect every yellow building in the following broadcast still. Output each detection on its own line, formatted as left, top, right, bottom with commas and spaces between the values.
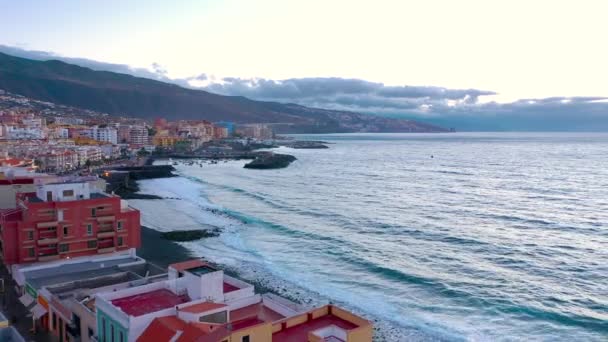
152, 135, 183, 147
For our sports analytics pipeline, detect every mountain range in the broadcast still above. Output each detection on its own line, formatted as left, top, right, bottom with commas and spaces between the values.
0, 52, 446, 133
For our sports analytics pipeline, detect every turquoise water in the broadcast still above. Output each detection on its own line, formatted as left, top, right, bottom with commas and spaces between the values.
134, 133, 608, 341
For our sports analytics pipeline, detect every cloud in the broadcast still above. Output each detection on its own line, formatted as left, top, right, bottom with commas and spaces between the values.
0, 44, 172, 82
198, 76, 608, 131
2, 45, 608, 131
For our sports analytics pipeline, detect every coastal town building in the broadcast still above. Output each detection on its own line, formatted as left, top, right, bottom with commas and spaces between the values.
236, 123, 274, 140
81, 126, 118, 145
215, 121, 235, 136
94, 259, 373, 342
11, 250, 148, 340
118, 125, 148, 146
0, 176, 141, 266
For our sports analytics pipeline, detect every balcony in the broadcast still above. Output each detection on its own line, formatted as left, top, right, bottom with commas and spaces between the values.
97, 230, 115, 238
97, 247, 115, 254
38, 238, 59, 245
37, 221, 59, 229
96, 215, 115, 222
38, 253, 59, 262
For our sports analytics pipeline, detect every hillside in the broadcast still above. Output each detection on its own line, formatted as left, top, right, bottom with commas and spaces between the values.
0, 52, 447, 133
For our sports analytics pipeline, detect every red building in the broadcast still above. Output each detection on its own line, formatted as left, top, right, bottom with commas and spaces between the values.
0, 178, 140, 265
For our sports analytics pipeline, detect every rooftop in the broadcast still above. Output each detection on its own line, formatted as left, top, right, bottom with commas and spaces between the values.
223, 282, 239, 294
230, 302, 285, 323
23, 255, 140, 289
111, 288, 189, 317
179, 301, 226, 314
272, 314, 359, 342
169, 259, 209, 272
137, 316, 187, 342
188, 265, 218, 276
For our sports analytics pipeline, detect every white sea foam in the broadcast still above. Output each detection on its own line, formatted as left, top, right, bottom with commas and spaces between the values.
129, 175, 438, 341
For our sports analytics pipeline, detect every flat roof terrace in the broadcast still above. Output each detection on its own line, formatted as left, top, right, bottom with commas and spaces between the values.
223, 282, 239, 293
111, 289, 189, 317
272, 314, 358, 342
24, 256, 141, 289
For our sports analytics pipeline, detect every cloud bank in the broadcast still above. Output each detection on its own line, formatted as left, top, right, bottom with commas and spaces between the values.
1, 45, 607, 131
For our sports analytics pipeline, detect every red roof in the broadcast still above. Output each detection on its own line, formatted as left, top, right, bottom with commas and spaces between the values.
223, 282, 239, 293
273, 314, 359, 342
137, 316, 186, 342
176, 322, 222, 342
0, 178, 34, 185
169, 259, 208, 272
180, 301, 226, 314
111, 289, 189, 317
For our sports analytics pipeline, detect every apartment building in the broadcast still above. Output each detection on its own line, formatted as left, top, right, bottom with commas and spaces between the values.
0, 177, 141, 266
82, 127, 118, 145
96, 259, 373, 342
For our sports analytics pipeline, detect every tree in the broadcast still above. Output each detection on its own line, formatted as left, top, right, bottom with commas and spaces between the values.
137, 148, 150, 157
33, 159, 44, 171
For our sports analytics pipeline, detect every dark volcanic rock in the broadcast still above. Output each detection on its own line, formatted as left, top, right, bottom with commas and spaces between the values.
161, 229, 221, 242
244, 153, 297, 169
282, 140, 329, 149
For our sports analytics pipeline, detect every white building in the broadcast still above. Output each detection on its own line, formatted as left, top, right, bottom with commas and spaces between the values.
82, 127, 118, 144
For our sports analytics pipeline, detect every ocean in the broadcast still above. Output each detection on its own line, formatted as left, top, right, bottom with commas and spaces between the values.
128, 132, 608, 341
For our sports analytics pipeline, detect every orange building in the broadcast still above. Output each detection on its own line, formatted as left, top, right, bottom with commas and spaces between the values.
153, 135, 184, 147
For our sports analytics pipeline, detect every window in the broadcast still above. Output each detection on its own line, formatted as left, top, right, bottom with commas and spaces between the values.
242, 336, 250, 342
88, 328, 94, 338
117, 221, 123, 230
91, 208, 96, 217
117, 237, 124, 247
111, 324, 115, 342
27, 247, 34, 258
87, 240, 97, 249
119, 331, 124, 342
87, 224, 93, 236
101, 318, 106, 342
63, 226, 69, 236
27, 231, 34, 240
59, 244, 69, 253
62, 189, 74, 197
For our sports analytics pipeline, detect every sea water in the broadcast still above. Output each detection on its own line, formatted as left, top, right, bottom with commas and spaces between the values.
129, 132, 608, 341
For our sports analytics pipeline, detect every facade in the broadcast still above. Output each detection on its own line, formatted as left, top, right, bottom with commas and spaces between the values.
96, 259, 373, 342
118, 125, 148, 146
96, 260, 270, 341
152, 135, 184, 147
215, 121, 235, 136
0, 177, 141, 266
129, 126, 148, 146
236, 124, 274, 140
12, 250, 146, 341
213, 126, 229, 139
0, 177, 35, 209
82, 127, 118, 145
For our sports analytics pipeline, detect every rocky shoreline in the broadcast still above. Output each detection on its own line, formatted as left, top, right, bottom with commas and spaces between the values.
243, 152, 297, 169
130, 178, 428, 341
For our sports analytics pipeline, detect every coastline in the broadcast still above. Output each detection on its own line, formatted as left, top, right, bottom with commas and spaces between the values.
129, 169, 436, 342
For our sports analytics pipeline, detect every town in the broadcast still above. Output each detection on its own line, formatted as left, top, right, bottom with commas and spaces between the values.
0, 90, 372, 341
0, 90, 282, 174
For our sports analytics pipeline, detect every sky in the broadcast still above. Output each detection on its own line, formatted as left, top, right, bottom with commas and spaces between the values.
1, 0, 608, 130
